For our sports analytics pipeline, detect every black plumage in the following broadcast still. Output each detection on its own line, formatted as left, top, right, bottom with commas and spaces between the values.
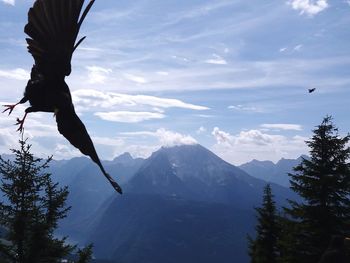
2, 0, 122, 194
308, 88, 316, 93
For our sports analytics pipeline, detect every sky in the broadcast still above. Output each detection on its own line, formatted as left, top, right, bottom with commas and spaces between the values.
0, 0, 349, 165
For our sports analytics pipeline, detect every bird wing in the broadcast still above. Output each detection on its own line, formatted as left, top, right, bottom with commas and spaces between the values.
25, 0, 95, 76
56, 110, 122, 194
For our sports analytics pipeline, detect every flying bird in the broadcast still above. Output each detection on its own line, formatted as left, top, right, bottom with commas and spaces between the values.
308, 88, 316, 93
2, 0, 122, 194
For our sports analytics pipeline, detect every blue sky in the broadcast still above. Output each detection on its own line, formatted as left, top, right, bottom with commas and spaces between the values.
0, 0, 349, 165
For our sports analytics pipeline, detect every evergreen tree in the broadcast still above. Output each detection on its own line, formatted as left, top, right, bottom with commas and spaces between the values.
0, 139, 92, 263
0, 139, 73, 262
283, 116, 350, 263
248, 184, 279, 263
76, 244, 94, 263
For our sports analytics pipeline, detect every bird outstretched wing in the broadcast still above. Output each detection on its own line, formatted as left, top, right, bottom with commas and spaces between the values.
24, 0, 95, 76
56, 110, 123, 194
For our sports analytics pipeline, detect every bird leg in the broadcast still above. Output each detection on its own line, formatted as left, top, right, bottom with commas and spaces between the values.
2, 102, 20, 115
15, 112, 28, 133
2, 97, 28, 115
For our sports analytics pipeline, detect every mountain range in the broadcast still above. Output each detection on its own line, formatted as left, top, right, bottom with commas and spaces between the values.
1, 144, 301, 263
239, 155, 308, 187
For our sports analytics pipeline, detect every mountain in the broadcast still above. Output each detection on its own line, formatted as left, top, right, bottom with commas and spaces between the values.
88, 194, 256, 263
0, 145, 298, 262
239, 155, 308, 187
50, 154, 144, 241
125, 144, 294, 205
85, 144, 297, 263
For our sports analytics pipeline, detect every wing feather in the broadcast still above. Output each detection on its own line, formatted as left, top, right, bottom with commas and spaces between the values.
25, 0, 95, 76
41, 1, 57, 37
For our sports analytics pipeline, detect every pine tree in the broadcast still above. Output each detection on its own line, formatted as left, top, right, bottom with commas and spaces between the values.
0, 139, 93, 263
248, 184, 279, 263
283, 116, 350, 263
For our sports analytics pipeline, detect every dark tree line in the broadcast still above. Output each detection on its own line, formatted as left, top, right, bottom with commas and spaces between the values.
0, 139, 92, 263
248, 116, 350, 263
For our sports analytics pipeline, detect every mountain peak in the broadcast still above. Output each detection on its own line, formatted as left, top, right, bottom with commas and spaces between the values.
125, 143, 271, 205
113, 152, 134, 164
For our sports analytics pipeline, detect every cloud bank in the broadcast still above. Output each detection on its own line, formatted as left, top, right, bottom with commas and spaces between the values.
211, 127, 308, 164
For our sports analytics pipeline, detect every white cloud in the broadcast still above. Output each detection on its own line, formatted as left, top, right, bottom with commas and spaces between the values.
211, 127, 308, 164
196, 126, 207, 134
294, 44, 303, 51
1, 0, 15, 6
156, 128, 198, 147
234, 129, 281, 146
95, 111, 165, 123
120, 128, 197, 147
86, 66, 112, 84
53, 144, 81, 159
91, 136, 124, 146
288, 0, 328, 16
205, 54, 227, 65
279, 47, 288, 52
124, 73, 147, 84
261, 124, 303, 131
228, 104, 263, 113
72, 89, 209, 111
212, 127, 233, 145
0, 68, 29, 80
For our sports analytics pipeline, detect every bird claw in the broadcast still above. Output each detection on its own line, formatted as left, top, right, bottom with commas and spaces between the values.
15, 118, 25, 133
2, 104, 17, 115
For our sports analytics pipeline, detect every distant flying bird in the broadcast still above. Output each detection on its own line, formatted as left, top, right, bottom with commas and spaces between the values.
2, 0, 122, 194
308, 88, 316, 93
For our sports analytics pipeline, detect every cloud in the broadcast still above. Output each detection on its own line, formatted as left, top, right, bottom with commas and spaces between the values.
228, 105, 263, 113
1, 0, 15, 6
53, 144, 81, 159
166, 1, 236, 25
156, 128, 198, 147
86, 66, 112, 84
0, 68, 29, 80
95, 111, 165, 123
212, 127, 233, 145
211, 127, 308, 164
120, 128, 197, 147
72, 89, 209, 111
288, 0, 328, 16
279, 47, 288, 52
260, 124, 303, 131
91, 136, 124, 146
124, 73, 147, 84
196, 126, 207, 134
294, 44, 303, 51
205, 54, 227, 65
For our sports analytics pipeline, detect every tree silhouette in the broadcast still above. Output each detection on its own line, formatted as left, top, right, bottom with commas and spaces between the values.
0, 139, 92, 263
282, 116, 350, 263
248, 184, 279, 263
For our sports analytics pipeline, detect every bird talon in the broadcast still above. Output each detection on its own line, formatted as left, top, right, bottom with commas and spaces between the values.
2, 104, 17, 115
14, 113, 27, 133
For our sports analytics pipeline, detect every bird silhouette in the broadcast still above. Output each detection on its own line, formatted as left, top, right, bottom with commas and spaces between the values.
2, 0, 122, 194
308, 88, 316, 93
